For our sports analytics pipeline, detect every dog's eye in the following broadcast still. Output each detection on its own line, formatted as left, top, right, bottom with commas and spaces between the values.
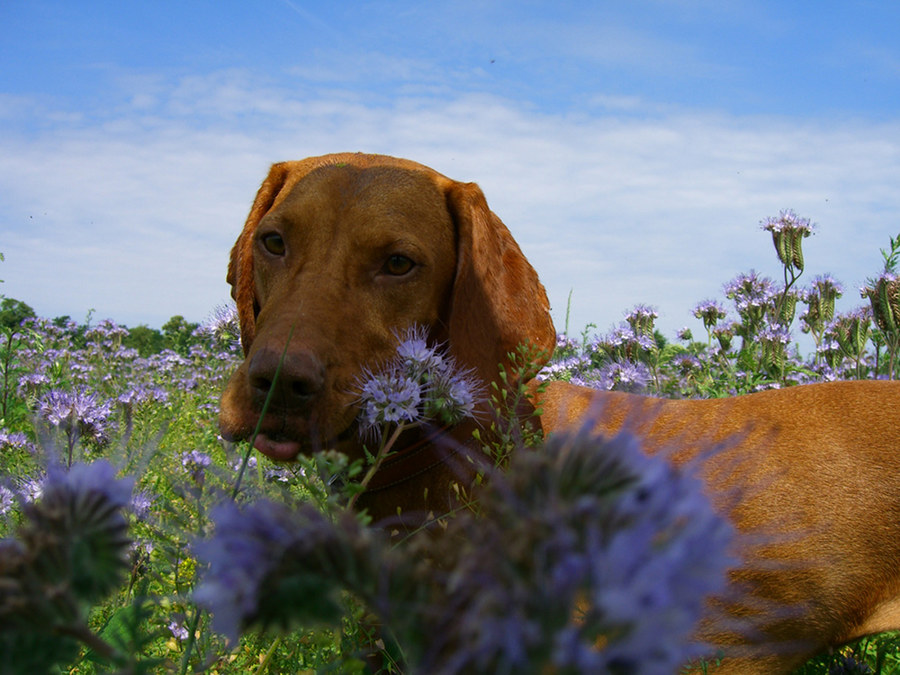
383, 254, 415, 276
260, 233, 285, 256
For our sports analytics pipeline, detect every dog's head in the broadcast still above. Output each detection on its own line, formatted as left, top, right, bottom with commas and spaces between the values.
218, 153, 555, 461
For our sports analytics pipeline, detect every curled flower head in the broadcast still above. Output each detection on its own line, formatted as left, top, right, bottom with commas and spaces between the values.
693, 299, 727, 330
760, 209, 814, 272
802, 274, 844, 334
862, 271, 900, 338
829, 307, 872, 360
760, 209, 814, 235
625, 304, 658, 338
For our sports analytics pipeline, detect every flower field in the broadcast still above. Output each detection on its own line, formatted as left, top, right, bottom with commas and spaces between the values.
1, 213, 900, 673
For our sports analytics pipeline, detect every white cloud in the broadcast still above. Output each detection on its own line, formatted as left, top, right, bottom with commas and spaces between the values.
2, 73, 898, 348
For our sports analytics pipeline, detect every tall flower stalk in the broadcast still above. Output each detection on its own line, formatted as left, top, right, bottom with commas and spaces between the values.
862, 234, 900, 379
762, 209, 814, 324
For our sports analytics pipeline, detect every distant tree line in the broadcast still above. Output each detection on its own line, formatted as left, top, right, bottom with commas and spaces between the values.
0, 296, 203, 357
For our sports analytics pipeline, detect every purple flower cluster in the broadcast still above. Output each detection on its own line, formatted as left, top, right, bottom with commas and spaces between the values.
596, 359, 652, 393
38, 387, 114, 446
760, 208, 814, 236
723, 270, 776, 316
356, 327, 479, 437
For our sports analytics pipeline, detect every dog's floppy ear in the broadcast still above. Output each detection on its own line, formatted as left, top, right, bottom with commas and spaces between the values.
227, 163, 292, 354
444, 180, 556, 387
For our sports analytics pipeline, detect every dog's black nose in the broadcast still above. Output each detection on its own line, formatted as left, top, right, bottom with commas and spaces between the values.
247, 347, 325, 410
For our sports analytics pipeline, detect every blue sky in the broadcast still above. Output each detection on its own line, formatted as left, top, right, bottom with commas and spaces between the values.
2, 1, 899, 345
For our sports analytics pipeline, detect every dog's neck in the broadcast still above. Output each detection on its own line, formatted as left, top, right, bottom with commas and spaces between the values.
349, 394, 543, 530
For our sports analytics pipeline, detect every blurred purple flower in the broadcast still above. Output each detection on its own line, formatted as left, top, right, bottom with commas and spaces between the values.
0, 484, 15, 515
0, 429, 30, 452
598, 360, 651, 393
45, 460, 134, 510
168, 620, 190, 642
194, 500, 365, 643
130, 490, 154, 519
118, 385, 168, 408
181, 450, 212, 484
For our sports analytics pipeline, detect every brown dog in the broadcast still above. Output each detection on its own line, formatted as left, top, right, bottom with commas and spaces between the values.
219, 152, 900, 673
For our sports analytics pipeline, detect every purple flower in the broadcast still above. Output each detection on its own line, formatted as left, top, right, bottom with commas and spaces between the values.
416, 425, 736, 673
723, 270, 775, 304
130, 490, 154, 519
193, 501, 366, 643
808, 273, 844, 299
598, 360, 651, 393
760, 210, 814, 273
16, 372, 49, 397
0, 485, 16, 515
0, 429, 30, 452
182, 450, 212, 484
356, 326, 480, 437
20, 476, 44, 502
360, 373, 422, 429
168, 620, 190, 642
758, 323, 792, 345
38, 387, 113, 446
199, 303, 240, 342
556, 334, 579, 351
625, 304, 658, 340
118, 385, 169, 408
394, 326, 445, 376
693, 299, 727, 329
760, 209, 814, 235
193, 501, 296, 642
607, 324, 655, 352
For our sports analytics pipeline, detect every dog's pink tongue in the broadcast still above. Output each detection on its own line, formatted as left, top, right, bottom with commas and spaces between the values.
254, 434, 301, 461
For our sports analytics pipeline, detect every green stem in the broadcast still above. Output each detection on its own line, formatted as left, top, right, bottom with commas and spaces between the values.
347, 422, 410, 510
232, 324, 297, 500
254, 636, 282, 674
178, 607, 203, 675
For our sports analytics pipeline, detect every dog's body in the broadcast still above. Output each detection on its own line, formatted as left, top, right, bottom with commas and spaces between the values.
219, 153, 900, 673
